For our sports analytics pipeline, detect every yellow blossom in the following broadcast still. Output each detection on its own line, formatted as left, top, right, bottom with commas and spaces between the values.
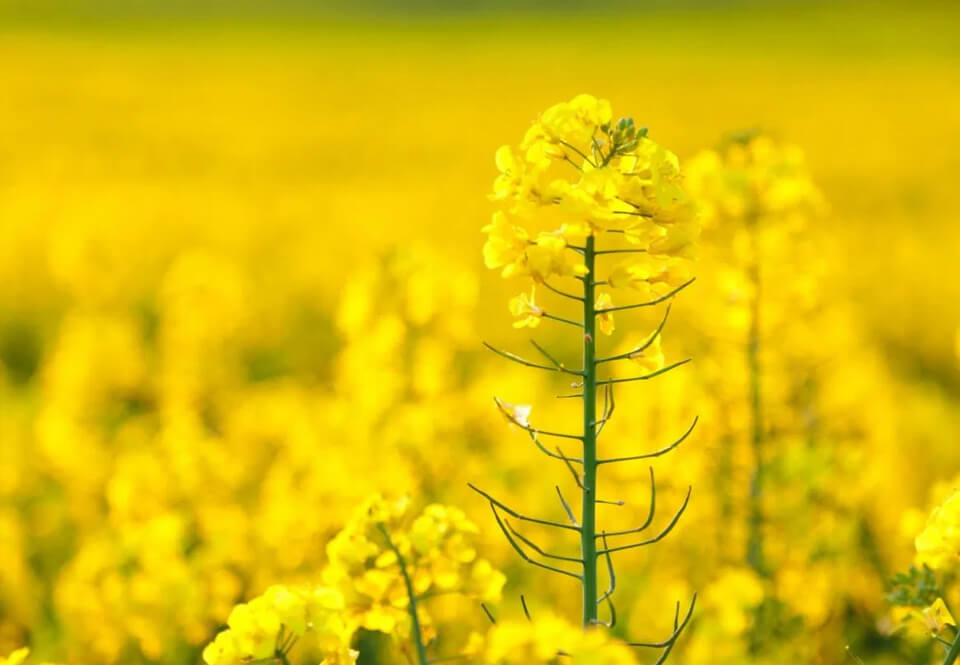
508, 288, 543, 328
482, 211, 529, 276
916, 488, 960, 571
0, 649, 30, 665
595, 292, 615, 335
922, 598, 956, 635
627, 332, 665, 374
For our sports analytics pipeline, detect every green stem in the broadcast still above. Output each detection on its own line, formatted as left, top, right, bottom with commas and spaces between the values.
746, 220, 765, 576
944, 630, 960, 665
378, 523, 429, 665
580, 234, 599, 627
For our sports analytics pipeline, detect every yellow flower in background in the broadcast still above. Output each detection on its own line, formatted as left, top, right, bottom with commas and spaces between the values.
628, 331, 666, 374
606, 255, 690, 297
916, 488, 960, 571
226, 599, 282, 660
596, 292, 615, 335
484, 613, 641, 665
509, 287, 543, 328
0, 649, 29, 665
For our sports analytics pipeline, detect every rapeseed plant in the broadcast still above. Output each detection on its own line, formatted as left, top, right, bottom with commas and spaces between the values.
476, 94, 699, 656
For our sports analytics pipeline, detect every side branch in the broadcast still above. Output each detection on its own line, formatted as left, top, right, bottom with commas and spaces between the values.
530, 340, 567, 370
543, 312, 584, 329
597, 416, 698, 465
556, 486, 579, 526
595, 467, 656, 539
503, 517, 584, 563
595, 305, 671, 365
467, 483, 582, 532
483, 341, 583, 376
595, 278, 695, 314
594, 248, 648, 255
377, 523, 430, 665
596, 487, 691, 556
627, 594, 697, 664
487, 502, 583, 580
494, 397, 585, 441
530, 432, 583, 464
598, 532, 616, 603
597, 358, 691, 386
540, 281, 584, 302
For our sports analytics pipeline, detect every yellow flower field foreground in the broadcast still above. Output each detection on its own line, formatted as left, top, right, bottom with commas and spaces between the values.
1, 4, 959, 665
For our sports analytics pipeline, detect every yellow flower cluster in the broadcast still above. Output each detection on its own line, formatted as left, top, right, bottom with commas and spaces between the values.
202, 495, 504, 665
685, 133, 825, 228
323, 495, 505, 638
202, 585, 355, 665
484, 613, 640, 665
483, 94, 698, 327
915, 488, 960, 571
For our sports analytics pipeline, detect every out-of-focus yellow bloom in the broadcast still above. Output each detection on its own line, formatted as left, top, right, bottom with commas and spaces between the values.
509, 288, 543, 329
595, 292, 615, 336
202, 584, 350, 665
0, 649, 29, 665
204, 494, 502, 665
606, 255, 690, 298
484, 613, 640, 665
915, 488, 960, 571
686, 134, 825, 229
627, 333, 665, 374
323, 495, 504, 642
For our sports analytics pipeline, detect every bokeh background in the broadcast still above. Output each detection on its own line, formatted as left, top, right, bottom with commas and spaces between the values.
1, 1, 959, 664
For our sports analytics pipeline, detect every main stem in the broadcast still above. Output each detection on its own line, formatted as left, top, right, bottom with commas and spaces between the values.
580, 234, 599, 627
378, 524, 429, 665
746, 220, 765, 576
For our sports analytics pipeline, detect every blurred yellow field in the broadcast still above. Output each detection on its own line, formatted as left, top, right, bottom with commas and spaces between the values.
1, 3, 960, 665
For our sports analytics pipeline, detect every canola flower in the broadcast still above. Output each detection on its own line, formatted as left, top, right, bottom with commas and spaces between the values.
889, 488, 960, 665
323, 495, 505, 664
916, 489, 960, 572
202, 585, 354, 665
477, 94, 698, 655
203, 494, 505, 665
483, 612, 643, 665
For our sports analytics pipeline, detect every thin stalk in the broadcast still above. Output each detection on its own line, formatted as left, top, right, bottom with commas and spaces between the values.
745, 217, 765, 576
580, 234, 599, 627
942, 630, 960, 665
378, 523, 429, 665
